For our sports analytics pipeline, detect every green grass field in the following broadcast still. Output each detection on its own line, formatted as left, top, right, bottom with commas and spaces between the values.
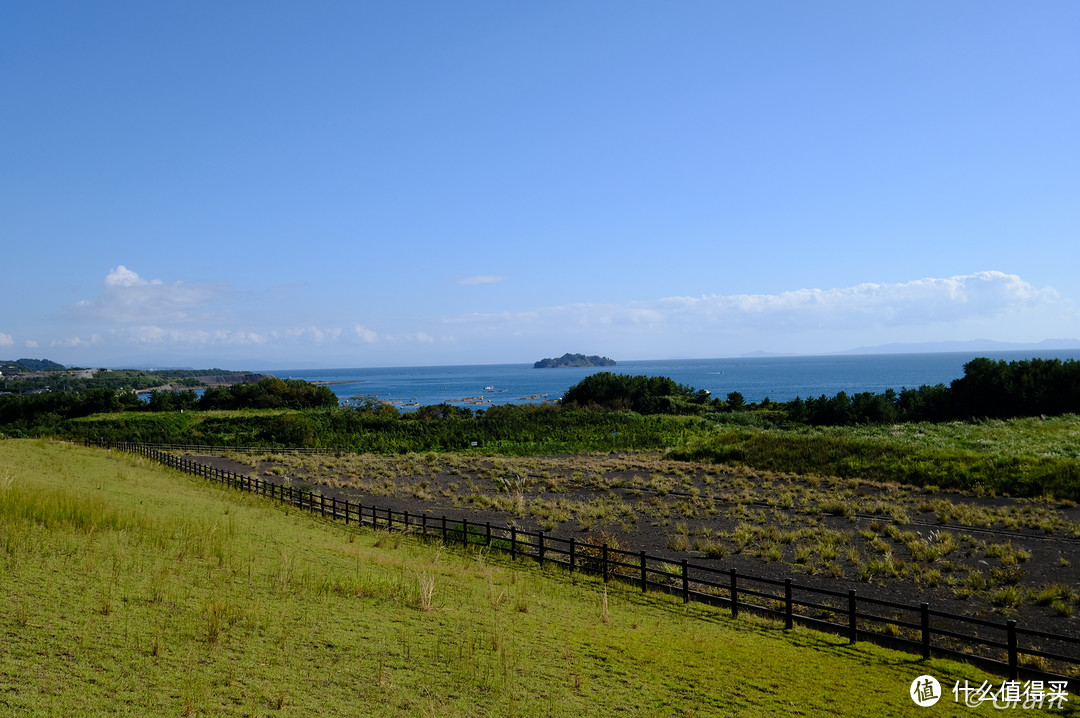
673, 414, 1080, 499
1, 439, 1072, 716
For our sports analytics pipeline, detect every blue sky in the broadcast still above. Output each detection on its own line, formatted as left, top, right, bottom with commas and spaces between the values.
2, 2, 1078, 369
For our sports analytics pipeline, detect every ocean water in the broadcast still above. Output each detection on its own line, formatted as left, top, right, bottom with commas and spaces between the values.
271, 350, 1080, 410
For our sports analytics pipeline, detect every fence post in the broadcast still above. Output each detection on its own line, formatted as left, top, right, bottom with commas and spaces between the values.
681, 559, 689, 603
387, 507, 393, 531
510, 526, 516, 560
421, 514, 426, 537
848, 590, 857, 644
462, 519, 469, 547
331, 496, 337, 521
404, 511, 410, 532
1007, 619, 1018, 680
602, 544, 609, 583
569, 537, 576, 572
785, 579, 793, 630
442, 515, 447, 543
920, 603, 930, 659
538, 531, 544, 566
344, 499, 350, 525
730, 569, 738, 618
640, 551, 647, 592
485, 522, 491, 546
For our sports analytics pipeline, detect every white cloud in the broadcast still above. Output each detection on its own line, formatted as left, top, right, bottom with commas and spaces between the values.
353, 325, 380, 343
25, 340, 38, 349
42, 269, 1071, 364
71, 265, 229, 325
50, 334, 103, 348
654, 271, 1058, 327
459, 275, 509, 286
0, 332, 12, 347
443, 271, 1069, 354
104, 265, 156, 288
273, 327, 343, 343
121, 326, 267, 346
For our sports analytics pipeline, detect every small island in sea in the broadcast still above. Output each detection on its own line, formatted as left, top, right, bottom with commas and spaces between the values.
533, 353, 616, 368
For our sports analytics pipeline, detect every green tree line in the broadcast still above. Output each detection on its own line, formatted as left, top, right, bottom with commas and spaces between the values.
787, 358, 1080, 426
0, 377, 338, 435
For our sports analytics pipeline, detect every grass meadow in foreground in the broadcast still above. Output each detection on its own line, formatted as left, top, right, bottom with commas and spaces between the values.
0, 439, 1070, 717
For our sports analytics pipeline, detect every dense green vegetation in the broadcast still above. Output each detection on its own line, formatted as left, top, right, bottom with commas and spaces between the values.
197, 376, 339, 411
0, 357, 65, 373
533, 352, 616, 368
0, 364, 255, 394
790, 357, 1080, 425
0, 440, 1017, 716
65, 403, 702, 454
0, 377, 338, 435
560, 372, 710, 413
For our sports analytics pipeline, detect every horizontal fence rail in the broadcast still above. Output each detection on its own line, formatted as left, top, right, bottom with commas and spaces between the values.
110, 442, 341, 455
86, 438, 1079, 681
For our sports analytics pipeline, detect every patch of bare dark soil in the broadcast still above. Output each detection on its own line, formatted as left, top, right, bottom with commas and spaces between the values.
188, 450, 1080, 651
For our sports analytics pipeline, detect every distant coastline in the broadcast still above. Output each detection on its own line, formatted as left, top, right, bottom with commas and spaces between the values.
534, 353, 616, 369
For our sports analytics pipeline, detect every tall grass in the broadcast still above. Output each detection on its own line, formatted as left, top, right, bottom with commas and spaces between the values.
671, 421, 1080, 500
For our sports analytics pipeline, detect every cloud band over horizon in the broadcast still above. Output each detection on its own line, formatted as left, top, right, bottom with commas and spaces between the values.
3, 268, 1074, 365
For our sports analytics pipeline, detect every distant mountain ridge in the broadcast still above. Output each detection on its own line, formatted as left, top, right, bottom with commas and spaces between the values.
735, 339, 1080, 359
1, 358, 66, 372
835, 339, 1080, 355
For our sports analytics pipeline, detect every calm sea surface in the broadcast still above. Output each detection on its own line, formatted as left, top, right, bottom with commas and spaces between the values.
269, 350, 1080, 411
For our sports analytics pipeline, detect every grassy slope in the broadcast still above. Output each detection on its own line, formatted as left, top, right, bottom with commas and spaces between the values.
0, 440, 1069, 717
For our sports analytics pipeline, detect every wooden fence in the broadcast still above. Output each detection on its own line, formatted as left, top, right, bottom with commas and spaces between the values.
87, 439, 1078, 682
